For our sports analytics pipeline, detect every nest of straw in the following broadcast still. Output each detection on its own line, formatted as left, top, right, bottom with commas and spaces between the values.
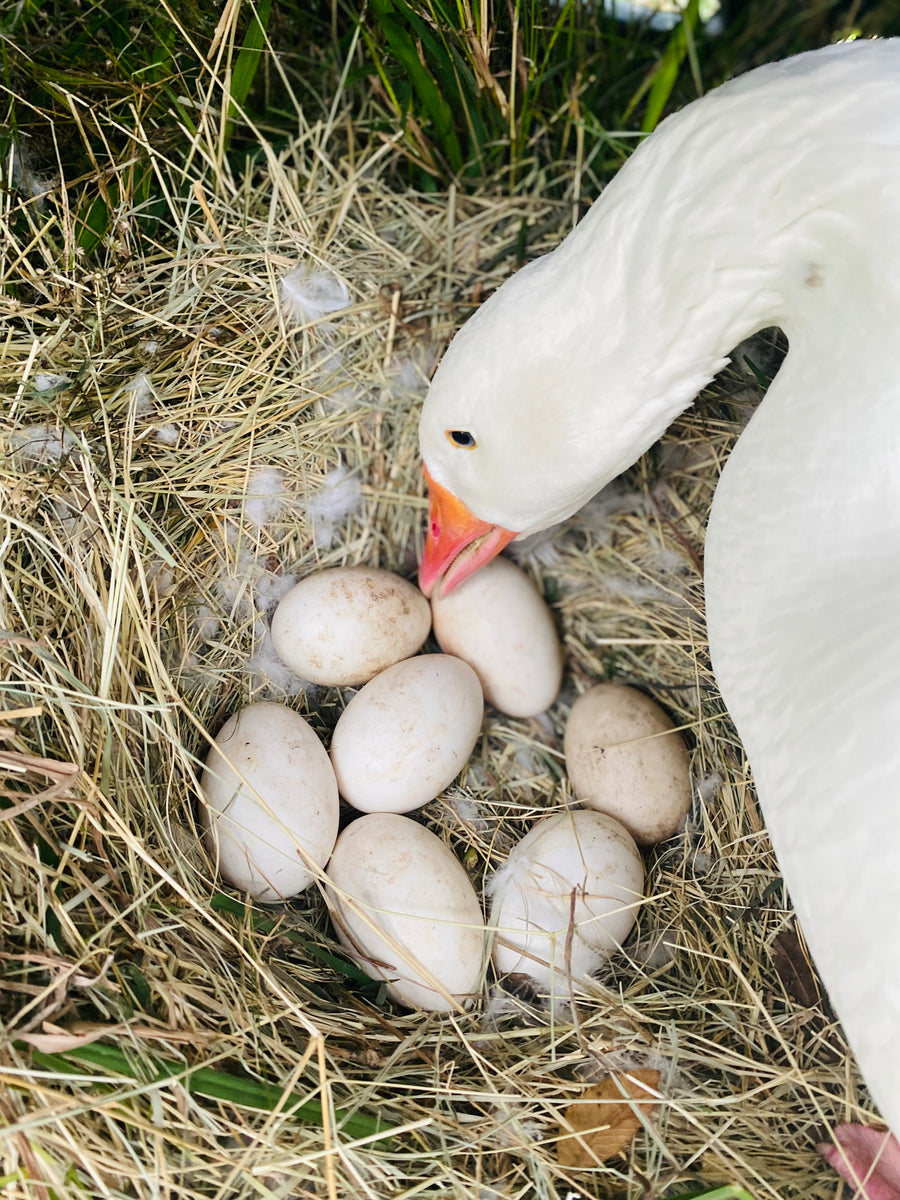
0, 88, 873, 1200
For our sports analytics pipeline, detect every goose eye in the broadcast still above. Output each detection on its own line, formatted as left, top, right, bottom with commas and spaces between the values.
446, 430, 477, 449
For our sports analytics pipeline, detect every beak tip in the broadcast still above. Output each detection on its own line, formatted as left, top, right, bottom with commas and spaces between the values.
417, 546, 441, 598
419, 471, 517, 599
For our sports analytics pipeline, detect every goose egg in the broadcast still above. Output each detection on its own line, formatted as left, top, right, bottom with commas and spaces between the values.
271, 567, 431, 686
330, 654, 483, 813
564, 683, 692, 845
200, 702, 339, 901
489, 809, 644, 989
429, 556, 563, 717
325, 813, 486, 1010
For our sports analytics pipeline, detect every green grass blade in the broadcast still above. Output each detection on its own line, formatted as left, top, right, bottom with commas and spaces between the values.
641, 0, 702, 133
1, 0, 46, 34
221, 0, 272, 151
230, 0, 272, 112
369, 0, 464, 173
28, 1041, 389, 1143
421, 20, 493, 173
208, 892, 374, 984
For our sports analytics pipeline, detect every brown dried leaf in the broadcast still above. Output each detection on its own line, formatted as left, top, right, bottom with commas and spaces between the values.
772, 927, 821, 1008
558, 1069, 660, 1168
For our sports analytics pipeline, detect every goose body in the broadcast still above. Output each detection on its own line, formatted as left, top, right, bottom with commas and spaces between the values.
418, 39, 900, 1143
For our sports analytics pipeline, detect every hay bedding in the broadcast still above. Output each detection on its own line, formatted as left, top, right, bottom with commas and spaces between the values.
0, 104, 872, 1200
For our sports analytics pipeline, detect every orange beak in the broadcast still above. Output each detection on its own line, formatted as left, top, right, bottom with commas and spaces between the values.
419, 468, 518, 597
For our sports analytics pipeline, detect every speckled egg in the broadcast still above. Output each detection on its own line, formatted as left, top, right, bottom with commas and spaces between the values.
200, 702, 339, 901
324, 812, 486, 1010
489, 809, 644, 989
429, 556, 563, 717
271, 566, 431, 686
330, 654, 483, 813
564, 683, 692, 845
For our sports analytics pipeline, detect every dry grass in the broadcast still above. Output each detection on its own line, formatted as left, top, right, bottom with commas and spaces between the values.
0, 50, 874, 1200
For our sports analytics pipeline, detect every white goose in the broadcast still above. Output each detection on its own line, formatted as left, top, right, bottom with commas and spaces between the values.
417, 38, 900, 1195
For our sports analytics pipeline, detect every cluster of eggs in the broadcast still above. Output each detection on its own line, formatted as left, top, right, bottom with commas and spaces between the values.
199, 558, 692, 1010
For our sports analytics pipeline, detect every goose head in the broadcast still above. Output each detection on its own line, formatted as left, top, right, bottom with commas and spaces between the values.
418, 38, 898, 597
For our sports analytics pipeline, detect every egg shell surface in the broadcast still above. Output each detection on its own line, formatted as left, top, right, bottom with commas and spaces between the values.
429, 556, 563, 717
564, 683, 692, 845
330, 654, 483, 813
200, 702, 339, 902
325, 813, 486, 1010
489, 809, 644, 989
271, 567, 431, 686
